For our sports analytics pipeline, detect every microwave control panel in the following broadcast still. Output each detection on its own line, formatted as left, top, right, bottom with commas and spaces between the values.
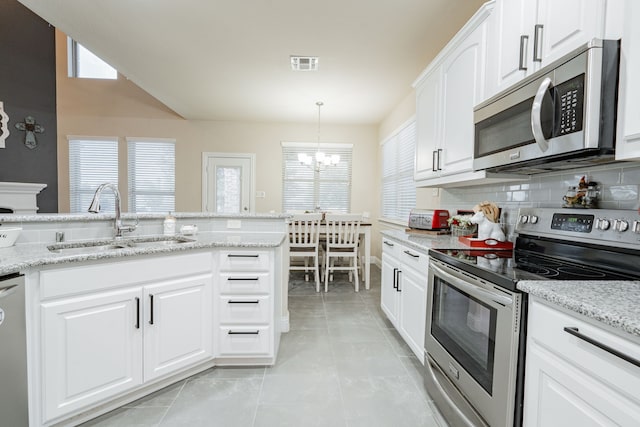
555, 74, 585, 136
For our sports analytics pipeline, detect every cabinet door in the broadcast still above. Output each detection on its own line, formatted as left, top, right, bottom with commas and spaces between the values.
414, 67, 442, 181
440, 18, 487, 176
380, 253, 399, 326
616, 0, 640, 160
523, 341, 640, 426
41, 288, 143, 421
489, 0, 537, 95
536, 0, 606, 68
143, 274, 213, 381
398, 267, 427, 361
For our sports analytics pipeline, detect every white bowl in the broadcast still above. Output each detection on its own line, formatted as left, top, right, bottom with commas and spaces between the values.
0, 227, 22, 247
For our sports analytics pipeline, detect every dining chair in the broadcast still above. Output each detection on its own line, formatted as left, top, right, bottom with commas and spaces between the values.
289, 213, 323, 292
323, 213, 363, 292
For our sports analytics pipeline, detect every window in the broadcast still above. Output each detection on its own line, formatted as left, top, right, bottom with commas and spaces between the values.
127, 139, 175, 213
67, 37, 117, 79
69, 138, 118, 213
381, 119, 416, 223
282, 143, 353, 213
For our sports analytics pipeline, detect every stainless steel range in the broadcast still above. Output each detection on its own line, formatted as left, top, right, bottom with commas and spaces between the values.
424, 208, 640, 427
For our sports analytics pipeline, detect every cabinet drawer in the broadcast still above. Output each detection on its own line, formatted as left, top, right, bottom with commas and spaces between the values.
218, 273, 271, 294
399, 246, 429, 272
529, 298, 640, 389
218, 296, 270, 324
217, 326, 271, 356
382, 238, 400, 259
218, 250, 271, 271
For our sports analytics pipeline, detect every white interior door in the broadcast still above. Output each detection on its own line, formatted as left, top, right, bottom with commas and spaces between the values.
203, 153, 255, 213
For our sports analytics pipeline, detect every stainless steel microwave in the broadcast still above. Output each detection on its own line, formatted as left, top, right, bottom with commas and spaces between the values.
473, 39, 620, 174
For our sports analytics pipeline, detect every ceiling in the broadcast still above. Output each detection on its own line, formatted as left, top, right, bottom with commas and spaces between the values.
18, 0, 485, 125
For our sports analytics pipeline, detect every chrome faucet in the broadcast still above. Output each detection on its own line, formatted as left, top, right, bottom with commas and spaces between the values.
88, 183, 137, 239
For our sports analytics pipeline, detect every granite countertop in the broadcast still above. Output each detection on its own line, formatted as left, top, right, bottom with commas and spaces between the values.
381, 229, 640, 340
0, 232, 286, 276
518, 280, 640, 339
0, 212, 290, 223
380, 229, 471, 253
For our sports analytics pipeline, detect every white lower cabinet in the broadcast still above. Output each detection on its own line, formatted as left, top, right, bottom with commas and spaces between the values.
143, 276, 212, 381
38, 252, 213, 423
214, 250, 275, 360
523, 297, 640, 426
380, 237, 428, 360
41, 287, 143, 421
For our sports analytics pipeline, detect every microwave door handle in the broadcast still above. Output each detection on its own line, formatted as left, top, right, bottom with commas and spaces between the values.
431, 263, 513, 307
531, 76, 552, 152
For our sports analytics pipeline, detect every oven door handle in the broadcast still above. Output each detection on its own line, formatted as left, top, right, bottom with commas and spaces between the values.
431, 263, 513, 306
531, 76, 552, 153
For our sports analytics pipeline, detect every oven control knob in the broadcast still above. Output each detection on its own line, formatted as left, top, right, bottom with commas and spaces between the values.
520, 215, 529, 224
530, 215, 539, 224
614, 219, 629, 232
597, 218, 611, 231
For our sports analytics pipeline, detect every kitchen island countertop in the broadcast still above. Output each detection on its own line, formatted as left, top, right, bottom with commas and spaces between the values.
0, 232, 286, 276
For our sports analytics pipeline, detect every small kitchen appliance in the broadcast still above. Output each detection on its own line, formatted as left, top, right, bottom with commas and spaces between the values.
424, 207, 640, 427
408, 209, 450, 230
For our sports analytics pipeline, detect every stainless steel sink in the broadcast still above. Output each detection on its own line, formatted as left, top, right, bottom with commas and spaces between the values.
47, 236, 195, 254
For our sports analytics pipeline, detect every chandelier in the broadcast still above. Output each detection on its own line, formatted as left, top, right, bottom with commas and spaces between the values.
298, 101, 340, 172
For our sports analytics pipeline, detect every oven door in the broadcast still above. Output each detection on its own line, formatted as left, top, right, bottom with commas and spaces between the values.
424, 258, 521, 427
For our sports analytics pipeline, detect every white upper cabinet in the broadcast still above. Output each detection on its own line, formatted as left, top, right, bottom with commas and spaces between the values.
616, 0, 640, 160
486, 0, 608, 98
413, 3, 492, 185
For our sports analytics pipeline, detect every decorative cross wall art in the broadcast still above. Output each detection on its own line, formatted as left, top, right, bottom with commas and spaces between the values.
0, 101, 9, 149
15, 115, 44, 149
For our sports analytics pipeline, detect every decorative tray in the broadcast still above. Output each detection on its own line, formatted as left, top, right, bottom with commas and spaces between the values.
458, 236, 513, 249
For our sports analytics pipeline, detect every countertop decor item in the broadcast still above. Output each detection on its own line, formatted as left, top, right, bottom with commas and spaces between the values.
0, 227, 22, 247
470, 201, 506, 241
447, 214, 476, 236
563, 175, 599, 208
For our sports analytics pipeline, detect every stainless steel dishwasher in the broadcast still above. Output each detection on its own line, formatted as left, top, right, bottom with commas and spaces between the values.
0, 273, 28, 427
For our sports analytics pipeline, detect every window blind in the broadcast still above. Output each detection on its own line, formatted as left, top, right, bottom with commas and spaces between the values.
381, 120, 416, 223
69, 138, 118, 213
281, 143, 353, 213
127, 139, 175, 213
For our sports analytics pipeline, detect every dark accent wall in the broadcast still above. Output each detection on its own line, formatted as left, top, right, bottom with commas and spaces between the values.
0, 0, 58, 212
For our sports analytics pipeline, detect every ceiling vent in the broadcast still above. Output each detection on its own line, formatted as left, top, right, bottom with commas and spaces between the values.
290, 56, 318, 71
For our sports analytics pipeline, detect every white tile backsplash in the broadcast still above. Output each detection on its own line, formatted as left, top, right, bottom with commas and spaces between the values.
437, 162, 640, 238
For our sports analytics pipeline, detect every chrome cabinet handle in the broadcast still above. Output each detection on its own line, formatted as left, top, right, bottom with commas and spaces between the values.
383, 240, 394, 247
436, 149, 442, 171
228, 254, 259, 258
403, 250, 419, 258
393, 267, 398, 290
228, 330, 260, 335
533, 24, 544, 62
228, 300, 260, 304
396, 270, 402, 292
563, 327, 640, 368
432, 150, 438, 172
519, 35, 529, 70
531, 76, 552, 152
227, 277, 260, 281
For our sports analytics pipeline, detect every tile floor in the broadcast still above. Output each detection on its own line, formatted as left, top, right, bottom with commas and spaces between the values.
81, 266, 447, 427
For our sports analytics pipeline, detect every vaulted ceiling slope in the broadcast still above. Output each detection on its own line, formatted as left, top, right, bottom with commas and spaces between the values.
18, 0, 485, 124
